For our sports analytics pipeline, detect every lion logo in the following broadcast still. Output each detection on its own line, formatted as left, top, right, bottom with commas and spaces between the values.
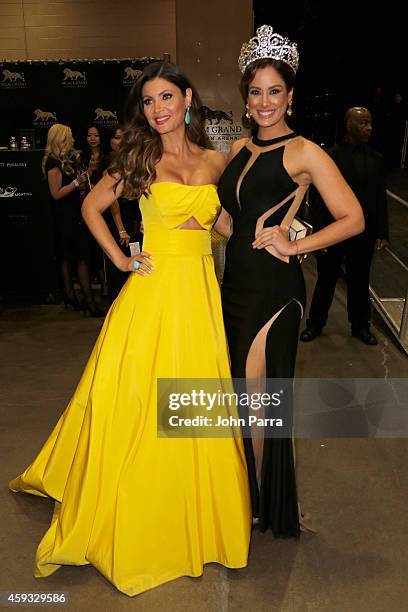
33, 109, 57, 121
94, 108, 117, 120
2, 70, 24, 83
0, 187, 18, 198
124, 67, 142, 80
200, 106, 233, 125
63, 67, 86, 81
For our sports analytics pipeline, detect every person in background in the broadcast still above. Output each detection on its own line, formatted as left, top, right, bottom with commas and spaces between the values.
301, 107, 388, 345
42, 123, 103, 316
385, 92, 407, 168
80, 123, 110, 186
369, 86, 387, 155
102, 124, 143, 301
80, 124, 111, 296
107, 124, 142, 247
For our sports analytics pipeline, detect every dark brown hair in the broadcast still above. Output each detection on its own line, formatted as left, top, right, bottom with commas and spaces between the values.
240, 58, 296, 130
109, 61, 210, 199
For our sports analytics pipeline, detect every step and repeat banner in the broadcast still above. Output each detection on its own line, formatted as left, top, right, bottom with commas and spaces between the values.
0, 58, 160, 148
0, 58, 161, 299
0, 56, 240, 294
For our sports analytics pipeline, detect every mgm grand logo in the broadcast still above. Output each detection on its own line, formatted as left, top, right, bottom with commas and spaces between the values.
1, 69, 26, 88
62, 67, 87, 87
200, 106, 243, 154
123, 66, 142, 86
94, 107, 118, 125
33, 109, 57, 127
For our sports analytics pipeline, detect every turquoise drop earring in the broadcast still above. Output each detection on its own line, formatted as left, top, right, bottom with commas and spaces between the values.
185, 106, 191, 125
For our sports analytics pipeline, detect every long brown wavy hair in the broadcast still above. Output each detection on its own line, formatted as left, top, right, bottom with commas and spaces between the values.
109, 61, 210, 199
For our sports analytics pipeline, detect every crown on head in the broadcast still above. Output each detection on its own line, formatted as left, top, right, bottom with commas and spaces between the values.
238, 25, 299, 75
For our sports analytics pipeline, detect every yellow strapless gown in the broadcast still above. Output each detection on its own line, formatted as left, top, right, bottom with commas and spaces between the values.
9, 183, 251, 597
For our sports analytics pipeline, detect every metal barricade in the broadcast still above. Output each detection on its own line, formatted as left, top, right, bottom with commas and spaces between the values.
370, 190, 408, 353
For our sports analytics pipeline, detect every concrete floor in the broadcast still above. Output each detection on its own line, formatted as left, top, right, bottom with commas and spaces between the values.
1, 260, 408, 612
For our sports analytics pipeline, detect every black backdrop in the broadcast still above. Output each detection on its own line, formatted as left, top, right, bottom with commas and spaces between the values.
0, 57, 161, 300
0, 58, 160, 148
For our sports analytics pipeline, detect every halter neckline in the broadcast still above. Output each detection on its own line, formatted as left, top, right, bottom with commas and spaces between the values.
252, 132, 297, 147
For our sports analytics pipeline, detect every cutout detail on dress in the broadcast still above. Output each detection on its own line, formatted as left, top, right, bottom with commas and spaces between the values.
175, 216, 206, 230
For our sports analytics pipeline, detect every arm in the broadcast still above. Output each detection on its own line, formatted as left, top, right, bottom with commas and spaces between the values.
213, 207, 232, 238
101, 168, 130, 244
253, 140, 365, 256
81, 173, 152, 275
110, 199, 130, 245
47, 167, 80, 200
296, 142, 365, 254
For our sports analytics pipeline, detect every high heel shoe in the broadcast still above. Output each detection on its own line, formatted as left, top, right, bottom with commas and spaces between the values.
83, 300, 105, 318
63, 293, 83, 311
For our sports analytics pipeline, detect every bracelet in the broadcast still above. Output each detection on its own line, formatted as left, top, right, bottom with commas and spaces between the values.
119, 230, 128, 235
72, 179, 79, 188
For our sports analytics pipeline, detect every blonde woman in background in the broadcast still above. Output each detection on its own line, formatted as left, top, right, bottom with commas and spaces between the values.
42, 123, 103, 316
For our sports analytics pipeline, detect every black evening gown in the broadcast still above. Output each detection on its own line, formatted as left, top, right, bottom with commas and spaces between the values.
218, 133, 306, 537
45, 157, 90, 261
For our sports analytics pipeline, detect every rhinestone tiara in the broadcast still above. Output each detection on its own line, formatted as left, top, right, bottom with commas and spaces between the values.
238, 25, 299, 75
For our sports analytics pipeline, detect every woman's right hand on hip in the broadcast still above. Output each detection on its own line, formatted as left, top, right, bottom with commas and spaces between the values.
118, 252, 154, 275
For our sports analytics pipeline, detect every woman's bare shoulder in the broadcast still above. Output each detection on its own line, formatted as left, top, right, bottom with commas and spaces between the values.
287, 136, 333, 169
289, 136, 325, 157
205, 148, 228, 175
285, 136, 346, 186
205, 148, 226, 164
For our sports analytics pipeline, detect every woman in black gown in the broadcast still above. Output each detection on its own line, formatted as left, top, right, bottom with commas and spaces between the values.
215, 25, 365, 537
102, 125, 143, 302
43, 123, 101, 314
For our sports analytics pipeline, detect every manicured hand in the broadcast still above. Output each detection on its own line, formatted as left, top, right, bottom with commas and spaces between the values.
127, 251, 154, 275
77, 171, 89, 186
119, 231, 130, 246
252, 226, 297, 256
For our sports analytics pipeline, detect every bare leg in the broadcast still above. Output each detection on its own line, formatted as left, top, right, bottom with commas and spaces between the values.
246, 303, 294, 488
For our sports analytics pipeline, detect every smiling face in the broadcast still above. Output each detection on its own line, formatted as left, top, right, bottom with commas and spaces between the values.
141, 77, 192, 135
86, 127, 100, 148
247, 65, 292, 132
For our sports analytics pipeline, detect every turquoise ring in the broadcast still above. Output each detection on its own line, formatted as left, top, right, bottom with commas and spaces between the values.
133, 261, 140, 270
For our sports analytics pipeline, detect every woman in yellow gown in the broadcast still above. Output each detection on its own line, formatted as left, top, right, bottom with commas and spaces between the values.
9, 61, 251, 596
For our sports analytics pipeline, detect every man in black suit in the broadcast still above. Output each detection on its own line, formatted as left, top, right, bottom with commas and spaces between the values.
301, 107, 389, 345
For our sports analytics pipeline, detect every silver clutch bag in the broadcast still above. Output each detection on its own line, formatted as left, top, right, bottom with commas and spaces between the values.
289, 217, 313, 263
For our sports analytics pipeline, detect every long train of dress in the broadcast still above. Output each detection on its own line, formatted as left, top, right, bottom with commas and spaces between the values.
9, 182, 251, 596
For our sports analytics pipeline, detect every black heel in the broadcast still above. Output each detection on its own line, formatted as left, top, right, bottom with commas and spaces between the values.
83, 301, 105, 318
63, 293, 83, 311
